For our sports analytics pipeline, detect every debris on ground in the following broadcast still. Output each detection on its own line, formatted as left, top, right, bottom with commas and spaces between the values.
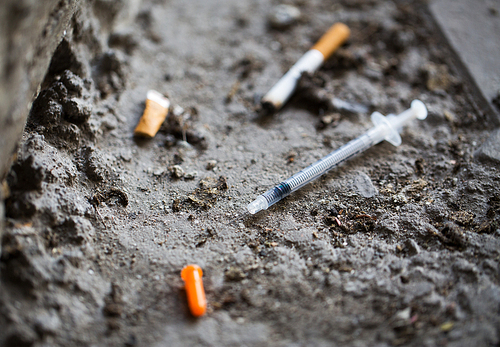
1, 0, 500, 346
268, 5, 301, 30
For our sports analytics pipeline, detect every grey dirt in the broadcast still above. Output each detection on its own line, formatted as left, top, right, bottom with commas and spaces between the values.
1, 0, 500, 346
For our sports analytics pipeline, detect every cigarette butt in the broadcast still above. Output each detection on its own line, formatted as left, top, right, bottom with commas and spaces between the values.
311, 23, 351, 60
134, 90, 170, 138
261, 23, 350, 111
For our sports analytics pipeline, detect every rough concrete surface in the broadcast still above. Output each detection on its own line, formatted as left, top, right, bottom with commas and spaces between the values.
0, 0, 76, 183
429, 0, 500, 121
1, 0, 500, 346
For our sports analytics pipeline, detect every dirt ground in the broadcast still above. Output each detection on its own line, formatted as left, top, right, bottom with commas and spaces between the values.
1, 0, 500, 346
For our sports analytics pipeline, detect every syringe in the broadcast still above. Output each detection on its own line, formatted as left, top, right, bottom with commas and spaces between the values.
247, 100, 428, 214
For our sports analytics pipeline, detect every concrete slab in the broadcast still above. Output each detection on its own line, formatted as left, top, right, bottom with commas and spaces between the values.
475, 128, 500, 164
429, 0, 500, 123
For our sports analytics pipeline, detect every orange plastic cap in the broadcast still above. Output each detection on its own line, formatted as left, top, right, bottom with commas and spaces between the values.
311, 23, 350, 60
181, 264, 207, 317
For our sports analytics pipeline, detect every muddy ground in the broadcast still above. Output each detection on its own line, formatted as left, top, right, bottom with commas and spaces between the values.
1, 0, 500, 346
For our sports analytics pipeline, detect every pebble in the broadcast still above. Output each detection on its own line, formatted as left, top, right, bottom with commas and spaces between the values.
394, 307, 411, 321
268, 5, 301, 30
184, 171, 198, 180
120, 149, 132, 162
225, 266, 247, 281
153, 168, 165, 176
206, 160, 217, 170
172, 105, 185, 116
353, 172, 378, 198
34, 310, 62, 334
170, 165, 184, 178
404, 239, 420, 256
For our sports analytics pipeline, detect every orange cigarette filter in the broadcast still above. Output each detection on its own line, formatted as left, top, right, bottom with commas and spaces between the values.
181, 264, 207, 317
312, 22, 351, 60
134, 90, 170, 138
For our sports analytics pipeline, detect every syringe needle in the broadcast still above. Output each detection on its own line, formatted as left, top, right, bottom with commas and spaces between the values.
247, 100, 428, 214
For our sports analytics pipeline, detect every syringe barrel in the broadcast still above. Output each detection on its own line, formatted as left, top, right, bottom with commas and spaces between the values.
248, 100, 427, 214
259, 126, 387, 210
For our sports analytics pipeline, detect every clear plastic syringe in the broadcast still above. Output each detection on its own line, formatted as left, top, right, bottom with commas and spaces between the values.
247, 99, 427, 214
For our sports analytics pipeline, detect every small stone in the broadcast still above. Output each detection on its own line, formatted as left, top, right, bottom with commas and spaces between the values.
206, 160, 217, 170
34, 310, 62, 335
120, 149, 132, 162
268, 5, 301, 30
153, 168, 165, 176
392, 307, 411, 327
172, 105, 185, 116
170, 165, 184, 178
101, 114, 118, 130
353, 172, 378, 198
184, 171, 198, 180
404, 239, 420, 256
320, 114, 339, 125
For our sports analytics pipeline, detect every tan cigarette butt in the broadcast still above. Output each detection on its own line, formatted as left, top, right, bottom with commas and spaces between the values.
134, 90, 170, 138
311, 23, 350, 60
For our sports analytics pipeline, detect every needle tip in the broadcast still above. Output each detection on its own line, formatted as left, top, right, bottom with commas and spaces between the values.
247, 196, 268, 214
